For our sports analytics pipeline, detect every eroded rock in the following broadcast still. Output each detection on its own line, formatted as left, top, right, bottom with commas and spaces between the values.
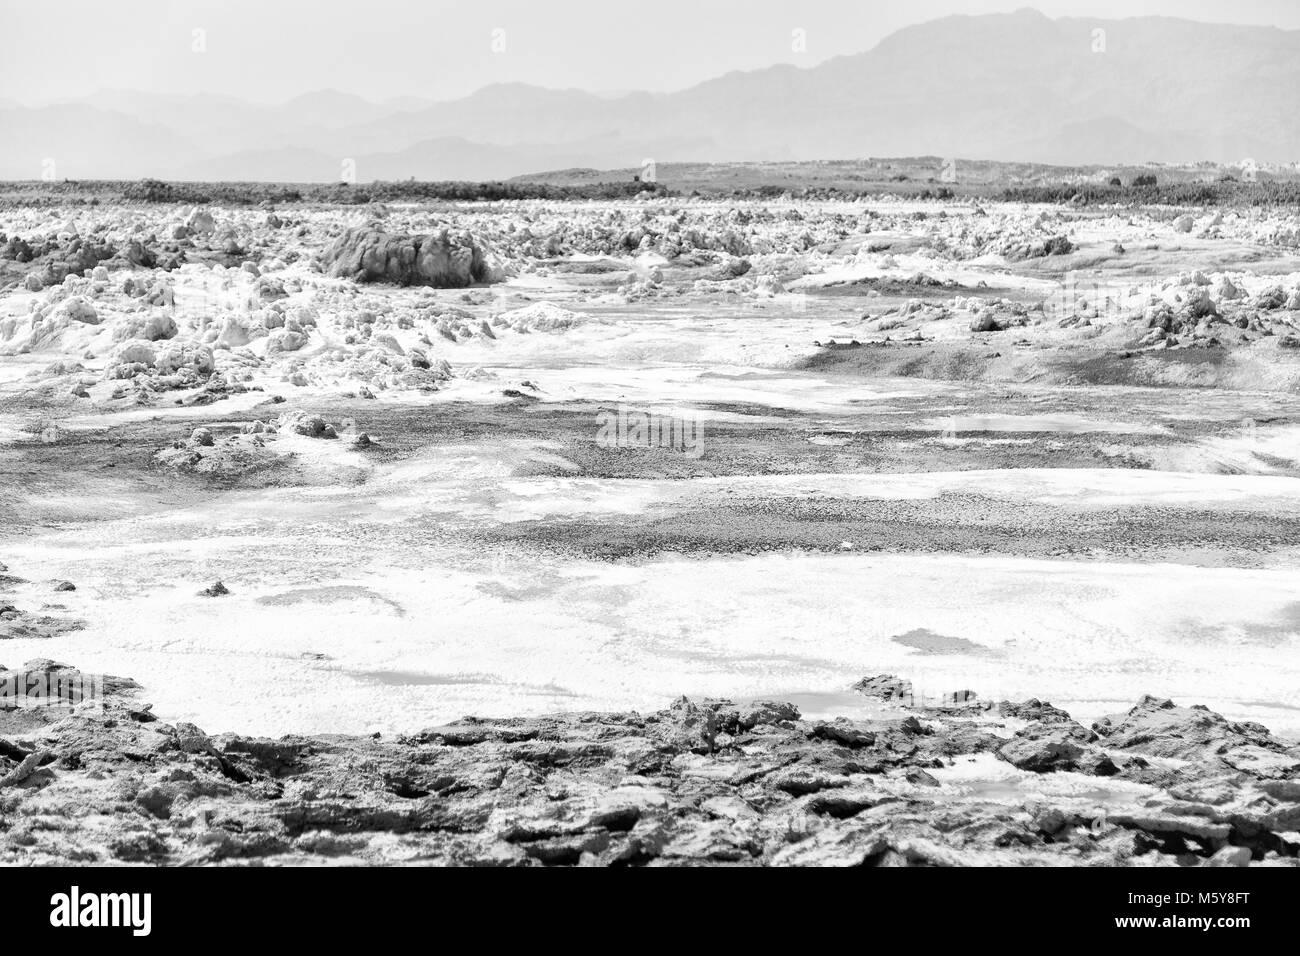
320, 227, 500, 288
1, 668, 1295, 866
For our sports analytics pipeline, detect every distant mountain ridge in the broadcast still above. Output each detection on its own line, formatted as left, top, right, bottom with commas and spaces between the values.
2, 10, 1297, 181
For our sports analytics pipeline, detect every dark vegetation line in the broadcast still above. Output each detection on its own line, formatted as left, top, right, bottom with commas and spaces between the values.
0, 176, 1298, 208
1002, 179, 1300, 207
0, 178, 669, 207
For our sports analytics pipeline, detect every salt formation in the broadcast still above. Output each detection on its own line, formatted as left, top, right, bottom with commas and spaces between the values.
320, 226, 505, 287
494, 302, 591, 332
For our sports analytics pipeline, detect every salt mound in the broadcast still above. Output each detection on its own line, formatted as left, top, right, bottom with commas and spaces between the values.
266, 329, 308, 353
53, 296, 99, 325
112, 312, 177, 342
496, 302, 590, 332
215, 316, 256, 348
320, 227, 502, 288
184, 207, 217, 236
113, 339, 157, 367
155, 343, 215, 375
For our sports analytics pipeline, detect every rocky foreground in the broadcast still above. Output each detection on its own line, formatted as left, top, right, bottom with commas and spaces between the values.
1, 661, 1296, 866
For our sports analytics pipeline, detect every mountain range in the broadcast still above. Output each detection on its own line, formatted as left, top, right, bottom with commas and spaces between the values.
2, 9, 1297, 182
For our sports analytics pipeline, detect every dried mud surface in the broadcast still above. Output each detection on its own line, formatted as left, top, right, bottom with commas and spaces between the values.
2, 662, 1297, 866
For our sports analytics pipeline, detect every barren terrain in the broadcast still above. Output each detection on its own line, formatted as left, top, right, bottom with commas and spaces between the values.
2, 184, 1299, 865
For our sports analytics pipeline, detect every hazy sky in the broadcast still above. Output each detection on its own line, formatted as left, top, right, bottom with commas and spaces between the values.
2, 0, 1298, 105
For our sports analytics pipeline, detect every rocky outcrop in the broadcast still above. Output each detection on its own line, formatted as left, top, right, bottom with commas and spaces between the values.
320, 227, 501, 288
1, 666, 1297, 866
0, 609, 85, 641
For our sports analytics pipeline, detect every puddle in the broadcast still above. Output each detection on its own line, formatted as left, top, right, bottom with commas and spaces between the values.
926, 413, 1167, 435
890, 627, 1001, 658
354, 670, 502, 687
256, 585, 406, 616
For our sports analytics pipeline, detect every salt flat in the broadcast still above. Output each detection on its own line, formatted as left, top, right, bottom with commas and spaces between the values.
3, 194, 1300, 743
